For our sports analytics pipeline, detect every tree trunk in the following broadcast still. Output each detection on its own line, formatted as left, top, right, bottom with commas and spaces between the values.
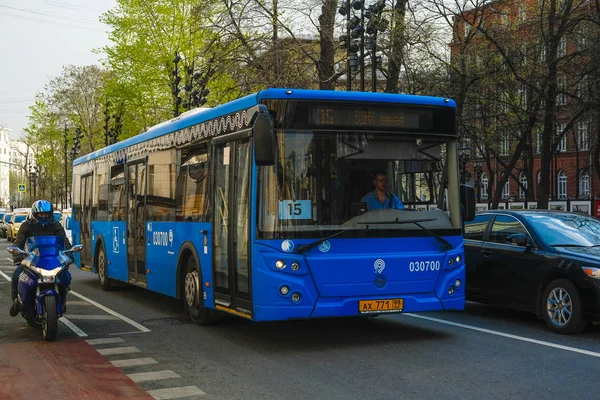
385, 0, 408, 93
316, 0, 338, 90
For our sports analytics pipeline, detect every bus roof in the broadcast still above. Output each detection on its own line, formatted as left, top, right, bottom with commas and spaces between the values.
74, 89, 456, 165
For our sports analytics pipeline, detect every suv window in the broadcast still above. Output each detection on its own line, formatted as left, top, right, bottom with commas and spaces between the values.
464, 214, 492, 241
490, 215, 529, 244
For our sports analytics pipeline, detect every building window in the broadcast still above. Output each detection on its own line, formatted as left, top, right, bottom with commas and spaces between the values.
500, 131, 510, 155
578, 120, 589, 151
502, 180, 510, 199
481, 173, 489, 200
578, 75, 590, 101
556, 75, 567, 106
519, 172, 528, 199
557, 170, 567, 199
556, 123, 567, 152
519, 4, 527, 21
558, 36, 567, 57
579, 170, 590, 198
518, 85, 527, 107
579, 25, 589, 49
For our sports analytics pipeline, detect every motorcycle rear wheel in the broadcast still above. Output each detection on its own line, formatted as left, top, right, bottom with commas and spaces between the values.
43, 296, 58, 342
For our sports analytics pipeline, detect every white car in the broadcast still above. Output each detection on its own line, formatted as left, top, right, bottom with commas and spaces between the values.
60, 208, 72, 244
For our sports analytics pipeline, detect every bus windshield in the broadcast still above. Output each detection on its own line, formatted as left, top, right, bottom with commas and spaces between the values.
258, 130, 460, 239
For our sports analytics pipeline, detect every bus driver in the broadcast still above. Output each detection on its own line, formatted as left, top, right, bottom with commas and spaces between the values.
361, 170, 404, 211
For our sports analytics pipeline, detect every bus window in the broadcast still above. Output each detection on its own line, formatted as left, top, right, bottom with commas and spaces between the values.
176, 145, 209, 221
148, 149, 176, 221
109, 164, 126, 221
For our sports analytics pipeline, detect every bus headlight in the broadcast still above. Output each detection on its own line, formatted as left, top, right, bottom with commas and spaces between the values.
280, 286, 289, 295
455, 279, 461, 288
275, 260, 286, 269
291, 293, 301, 302
448, 286, 455, 295
291, 262, 300, 271
455, 255, 462, 263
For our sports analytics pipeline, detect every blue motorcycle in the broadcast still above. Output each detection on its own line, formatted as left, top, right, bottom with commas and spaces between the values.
8, 236, 82, 342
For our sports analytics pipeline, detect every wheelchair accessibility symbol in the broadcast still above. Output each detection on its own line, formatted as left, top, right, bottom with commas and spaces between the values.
113, 227, 120, 253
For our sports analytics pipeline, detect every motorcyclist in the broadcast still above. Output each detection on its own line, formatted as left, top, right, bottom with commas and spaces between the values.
9, 200, 72, 316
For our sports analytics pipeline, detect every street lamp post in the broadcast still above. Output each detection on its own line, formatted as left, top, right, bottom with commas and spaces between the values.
473, 160, 483, 202
63, 124, 69, 209
458, 147, 471, 185
339, 0, 387, 92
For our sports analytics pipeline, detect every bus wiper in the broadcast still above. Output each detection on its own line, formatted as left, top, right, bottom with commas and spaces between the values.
550, 244, 587, 247
358, 218, 453, 251
296, 228, 350, 254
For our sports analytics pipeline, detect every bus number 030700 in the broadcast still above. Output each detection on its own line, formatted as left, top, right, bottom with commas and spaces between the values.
409, 261, 440, 272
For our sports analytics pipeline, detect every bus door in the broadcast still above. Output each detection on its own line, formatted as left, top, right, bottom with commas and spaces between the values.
213, 138, 252, 315
79, 173, 93, 268
126, 161, 147, 286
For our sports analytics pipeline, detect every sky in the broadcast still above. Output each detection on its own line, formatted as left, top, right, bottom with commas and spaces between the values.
0, 0, 117, 140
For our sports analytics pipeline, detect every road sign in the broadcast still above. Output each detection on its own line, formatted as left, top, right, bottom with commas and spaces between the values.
18, 184, 26, 192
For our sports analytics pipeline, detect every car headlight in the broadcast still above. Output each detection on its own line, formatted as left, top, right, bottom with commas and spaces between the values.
581, 266, 600, 279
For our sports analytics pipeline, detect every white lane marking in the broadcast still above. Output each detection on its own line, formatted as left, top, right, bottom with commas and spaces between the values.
406, 313, 600, 358
70, 290, 151, 332
108, 331, 144, 336
86, 337, 125, 345
111, 357, 159, 368
68, 301, 92, 306
127, 370, 180, 383
60, 317, 88, 337
147, 386, 206, 399
0, 270, 11, 281
97, 346, 141, 356
66, 314, 120, 320
1, 270, 89, 338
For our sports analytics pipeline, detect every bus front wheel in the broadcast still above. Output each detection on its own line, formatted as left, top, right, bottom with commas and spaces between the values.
184, 257, 212, 325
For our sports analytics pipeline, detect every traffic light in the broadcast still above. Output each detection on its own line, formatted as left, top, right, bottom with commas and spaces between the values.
71, 127, 83, 160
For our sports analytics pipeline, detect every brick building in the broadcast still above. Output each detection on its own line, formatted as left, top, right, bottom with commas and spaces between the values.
449, 0, 599, 213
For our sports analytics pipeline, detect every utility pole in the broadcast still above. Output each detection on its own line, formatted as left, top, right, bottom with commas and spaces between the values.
63, 124, 69, 208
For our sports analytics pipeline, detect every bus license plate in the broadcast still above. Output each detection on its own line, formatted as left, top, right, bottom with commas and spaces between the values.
359, 299, 404, 313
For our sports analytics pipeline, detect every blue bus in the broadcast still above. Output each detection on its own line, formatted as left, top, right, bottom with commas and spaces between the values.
71, 89, 475, 324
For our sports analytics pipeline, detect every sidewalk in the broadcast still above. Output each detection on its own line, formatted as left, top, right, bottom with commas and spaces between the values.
0, 272, 152, 399
0, 338, 153, 399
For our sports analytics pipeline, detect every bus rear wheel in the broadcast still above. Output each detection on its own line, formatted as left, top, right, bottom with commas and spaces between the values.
184, 257, 212, 325
97, 246, 112, 291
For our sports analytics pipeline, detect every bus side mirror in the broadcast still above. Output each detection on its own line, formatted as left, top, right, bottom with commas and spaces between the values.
65, 217, 72, 231
460, 184, 476, 222
253, 107, 275, 166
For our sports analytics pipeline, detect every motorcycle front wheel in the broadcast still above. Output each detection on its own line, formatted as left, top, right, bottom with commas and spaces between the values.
43, 296, 58, 342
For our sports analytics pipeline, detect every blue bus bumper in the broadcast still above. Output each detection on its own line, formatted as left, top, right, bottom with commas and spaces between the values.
253, 294, 464, 321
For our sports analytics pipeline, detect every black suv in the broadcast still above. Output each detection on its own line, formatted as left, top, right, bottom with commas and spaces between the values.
464, 210, 600, 334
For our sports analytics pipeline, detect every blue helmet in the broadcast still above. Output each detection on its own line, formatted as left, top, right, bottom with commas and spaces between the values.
31, 200, 53, 227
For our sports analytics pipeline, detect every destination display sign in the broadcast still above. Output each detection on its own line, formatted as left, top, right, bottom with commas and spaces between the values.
309, 106, 432, 130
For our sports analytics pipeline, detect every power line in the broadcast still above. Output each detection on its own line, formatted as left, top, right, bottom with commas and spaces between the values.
0, 5, 102, 24
0, 99, 34, 104
0, 11, 106, 32
35, 0, 106, 13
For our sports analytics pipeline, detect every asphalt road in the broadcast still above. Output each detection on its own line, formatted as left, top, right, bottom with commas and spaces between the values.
1, 239, 600, 400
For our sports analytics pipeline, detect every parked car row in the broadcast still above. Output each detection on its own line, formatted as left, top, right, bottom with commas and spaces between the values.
0, 207, 70, 242
464, 210, 600, 334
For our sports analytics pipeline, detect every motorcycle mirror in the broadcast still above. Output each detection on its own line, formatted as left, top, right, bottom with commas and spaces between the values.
7, 246, 21, 255
71, 244, 84, 253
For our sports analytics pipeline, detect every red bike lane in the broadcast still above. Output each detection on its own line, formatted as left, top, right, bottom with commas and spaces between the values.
0, 338, 152, 399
